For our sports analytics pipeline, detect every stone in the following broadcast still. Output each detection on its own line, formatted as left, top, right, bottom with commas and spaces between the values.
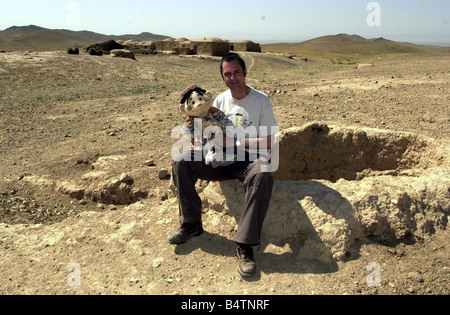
129, 277, 139, 284
109, 179, 121, 189
407, 272, 424, 283
356, 63, 374, 69
158, 168, 169, 180
56, 182, 85, 200
119, 173, 132, 183
144, 160, 155, 166
153, 258, 164, 268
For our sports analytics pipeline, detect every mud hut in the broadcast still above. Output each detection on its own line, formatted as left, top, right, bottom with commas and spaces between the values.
174, 38, 196, 55
122, 40, 156, 54
122, 40, 139, 47
231, 40, 261, 53
193, 37, 230, 56
139, 41, 157, 50
156, 38, 178, 52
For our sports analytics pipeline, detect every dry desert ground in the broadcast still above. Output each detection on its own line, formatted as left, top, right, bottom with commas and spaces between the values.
0, 50, 449, 295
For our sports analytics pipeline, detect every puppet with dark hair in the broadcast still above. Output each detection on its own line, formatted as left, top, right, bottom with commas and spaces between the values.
179, 85, 235, 167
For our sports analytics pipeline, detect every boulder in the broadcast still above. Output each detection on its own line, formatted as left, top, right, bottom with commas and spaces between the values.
110, 49, 136, 60
67, 48, 79, 55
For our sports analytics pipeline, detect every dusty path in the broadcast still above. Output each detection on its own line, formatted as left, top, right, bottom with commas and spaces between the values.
242, 53, 255, 71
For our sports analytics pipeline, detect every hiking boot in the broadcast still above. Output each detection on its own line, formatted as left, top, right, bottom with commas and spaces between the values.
236, 244, 256, 278
167, 222, 204, 245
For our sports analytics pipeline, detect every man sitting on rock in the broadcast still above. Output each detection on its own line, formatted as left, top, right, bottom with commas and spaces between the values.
168, 53, 279, 278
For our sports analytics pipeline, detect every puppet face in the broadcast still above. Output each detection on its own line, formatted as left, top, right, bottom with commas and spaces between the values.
179, 89, 212, 117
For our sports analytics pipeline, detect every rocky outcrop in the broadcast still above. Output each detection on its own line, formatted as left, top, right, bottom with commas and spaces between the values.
27, 155, 149, 206
198, 172, 448, 262
272, 122, 448, 182
190, 123, 450, 262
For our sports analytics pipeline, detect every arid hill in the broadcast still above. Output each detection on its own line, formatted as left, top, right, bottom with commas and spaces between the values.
0, 25, 93, 51
262, 34, 450, 59
0, 25, 171, 51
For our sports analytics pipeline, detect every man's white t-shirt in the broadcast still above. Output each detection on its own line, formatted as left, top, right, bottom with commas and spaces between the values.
213, 87, 278, 138
213, 87, 278, 159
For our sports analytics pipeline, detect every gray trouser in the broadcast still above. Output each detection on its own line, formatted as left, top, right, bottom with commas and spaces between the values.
172, 150, 273, 246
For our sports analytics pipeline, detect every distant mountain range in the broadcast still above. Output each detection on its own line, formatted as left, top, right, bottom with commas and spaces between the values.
0, 25, 172, 50
263, 33, 450, 57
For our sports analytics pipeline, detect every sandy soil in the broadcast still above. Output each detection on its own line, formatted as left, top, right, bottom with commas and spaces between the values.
0, 50, 449, 295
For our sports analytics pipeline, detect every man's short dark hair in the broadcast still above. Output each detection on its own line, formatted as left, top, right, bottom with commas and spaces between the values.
220, 53, 247, 76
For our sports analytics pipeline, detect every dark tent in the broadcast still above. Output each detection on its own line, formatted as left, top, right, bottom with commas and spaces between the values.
86, 40, 125, 54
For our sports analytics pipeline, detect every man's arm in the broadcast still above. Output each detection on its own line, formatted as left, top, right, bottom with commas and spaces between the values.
214, 134, 275, 151
239, 135, 274, 151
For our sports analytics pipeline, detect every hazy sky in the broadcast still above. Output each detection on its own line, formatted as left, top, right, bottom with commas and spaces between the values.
1, 0, 449, 45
